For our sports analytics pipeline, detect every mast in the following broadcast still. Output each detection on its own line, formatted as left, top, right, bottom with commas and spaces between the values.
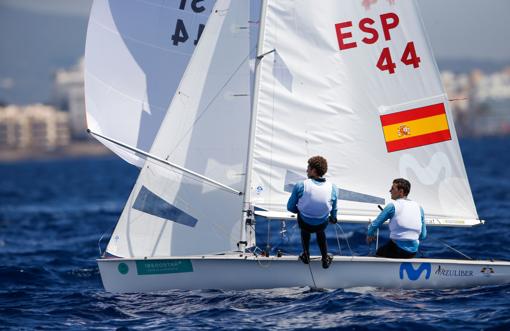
239, 0, 269, 252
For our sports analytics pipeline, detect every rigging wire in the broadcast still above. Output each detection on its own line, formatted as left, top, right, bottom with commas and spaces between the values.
166, 45, 258, 159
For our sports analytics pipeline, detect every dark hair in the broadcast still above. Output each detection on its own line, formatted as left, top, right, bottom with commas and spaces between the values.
393, 178, 411, 196
308, 156, 328, 177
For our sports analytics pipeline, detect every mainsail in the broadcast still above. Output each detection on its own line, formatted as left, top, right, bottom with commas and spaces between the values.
85, 0, 215, 166
249, 0, 478, 222
105, 0, 258, 258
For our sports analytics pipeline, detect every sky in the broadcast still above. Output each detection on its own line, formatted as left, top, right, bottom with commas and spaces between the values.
417, 0, 510, 61
0, 0, 509, 104
0, 0, 92, 17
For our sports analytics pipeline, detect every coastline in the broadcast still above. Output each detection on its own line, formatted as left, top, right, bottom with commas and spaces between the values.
0, 141, 113, 163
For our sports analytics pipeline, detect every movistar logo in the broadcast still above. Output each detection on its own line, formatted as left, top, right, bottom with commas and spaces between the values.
399, 262, 432, 281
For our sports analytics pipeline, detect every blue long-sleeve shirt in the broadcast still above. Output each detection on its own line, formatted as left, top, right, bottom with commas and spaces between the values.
367, 202, 427, 253
287, 178, 338, 226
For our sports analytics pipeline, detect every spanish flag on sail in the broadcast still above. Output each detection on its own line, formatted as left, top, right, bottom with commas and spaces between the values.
380, 103, 452, 153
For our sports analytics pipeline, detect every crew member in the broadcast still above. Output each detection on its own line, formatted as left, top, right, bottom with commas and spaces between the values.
287, 156, 338, 269
367, 178, 426, 258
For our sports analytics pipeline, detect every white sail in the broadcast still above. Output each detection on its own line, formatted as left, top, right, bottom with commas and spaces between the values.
106, 0, 258, 258
85, 0, 215, 166
249, 0, 478, 222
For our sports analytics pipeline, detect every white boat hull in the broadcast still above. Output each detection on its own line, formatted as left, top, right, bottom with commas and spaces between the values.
98, 255, 510, 293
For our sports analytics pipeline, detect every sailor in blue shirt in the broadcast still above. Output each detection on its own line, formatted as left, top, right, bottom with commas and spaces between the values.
367, 178, 427, 258
287, 156, 338, 269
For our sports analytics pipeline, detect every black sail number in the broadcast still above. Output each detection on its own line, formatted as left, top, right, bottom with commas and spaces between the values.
171, 19, 189, 46
194, 24, 205, 45
179, 0, 206, 13
172, 0, 207, 46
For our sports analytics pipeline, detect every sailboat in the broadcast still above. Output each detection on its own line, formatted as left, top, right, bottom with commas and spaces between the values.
85, 0, 510, 292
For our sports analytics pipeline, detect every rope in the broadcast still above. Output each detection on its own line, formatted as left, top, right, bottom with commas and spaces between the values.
266, 217, 271, 254
433, 238, 473, 260
247, 244, 273, 268
97, 232, 106, 257
300, 235, 318, 289
247, 223, 273, 268
336, 223, 354, 257
269, 221, 298, 255
255, 254, 273, 268
376, 228, 379, 250
333, 223, 342, 255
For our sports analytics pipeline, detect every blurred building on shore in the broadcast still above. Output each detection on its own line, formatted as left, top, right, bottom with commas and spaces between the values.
52, 58, 87, 140
443, 67, 510, 137
0, 104, 70, 151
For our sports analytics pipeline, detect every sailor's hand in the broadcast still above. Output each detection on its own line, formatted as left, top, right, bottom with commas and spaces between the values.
366, 236, 376, 244
328, 216, 337, 224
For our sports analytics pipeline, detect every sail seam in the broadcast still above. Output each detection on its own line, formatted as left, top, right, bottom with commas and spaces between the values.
85, 70, 168, 113
89, 19, 197, 57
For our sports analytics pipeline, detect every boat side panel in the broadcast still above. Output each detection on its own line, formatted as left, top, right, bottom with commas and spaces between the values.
98, 258, 510, 292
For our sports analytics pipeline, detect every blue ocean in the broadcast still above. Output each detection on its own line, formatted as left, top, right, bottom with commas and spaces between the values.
1, 137, 510, 330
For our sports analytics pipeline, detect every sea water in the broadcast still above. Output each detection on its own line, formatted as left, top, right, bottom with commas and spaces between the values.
1, 137, 509, 330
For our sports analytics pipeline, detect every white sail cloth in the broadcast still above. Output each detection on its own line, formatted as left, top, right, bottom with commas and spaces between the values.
85, 0, 215, 166
105, 0, 257, 258
249, 0, 478, 221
